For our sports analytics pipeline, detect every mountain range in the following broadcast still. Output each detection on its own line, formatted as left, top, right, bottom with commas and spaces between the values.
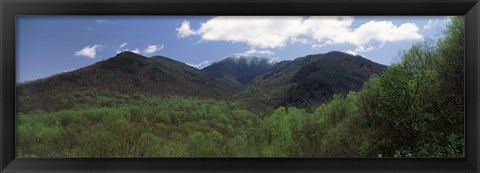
17, 51, 386, 113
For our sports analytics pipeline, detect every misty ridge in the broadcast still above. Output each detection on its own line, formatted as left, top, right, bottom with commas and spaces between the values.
16, 17, 464, 158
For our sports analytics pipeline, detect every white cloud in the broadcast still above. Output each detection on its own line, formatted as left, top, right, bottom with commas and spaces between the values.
187, 60, 210, 69
116, 48, 140, 54
267, 57, 278, 64
143, 44, 164, 54
226, 49, 277, 64
177, 16, 305, 48
242, 49, 274, 56
177, 16, 423, 52
96, 19, 120, 24
227, 49, 274, 60
290, 37, 310, 44
306, 19, 422, 47
311, 41, 332, 49
116, 44, 163, 55
346, 45, 376, 56
345, 51, 359, 56
74, 44, 103, 58
96, 19, 107, 24
119, 42, 128, 48
176, 20, 196, 38
302, 16, 354, 47
130, 48, 140, 54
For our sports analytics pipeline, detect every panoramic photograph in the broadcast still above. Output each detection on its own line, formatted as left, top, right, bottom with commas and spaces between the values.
16, 16, 464, 158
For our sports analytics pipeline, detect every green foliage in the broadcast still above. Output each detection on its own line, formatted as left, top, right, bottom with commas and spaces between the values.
16, 17, 464, 158
17, 94, 262, 157
354, 16, 464, 157
186, 130, 227, 157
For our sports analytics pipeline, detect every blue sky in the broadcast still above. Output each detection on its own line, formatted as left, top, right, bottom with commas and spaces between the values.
17, 16, 451, 83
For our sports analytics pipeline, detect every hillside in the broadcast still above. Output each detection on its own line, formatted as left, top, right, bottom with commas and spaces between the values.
235, 51, 387, 110
17, 51, 386, 113
16, 51, 241, 113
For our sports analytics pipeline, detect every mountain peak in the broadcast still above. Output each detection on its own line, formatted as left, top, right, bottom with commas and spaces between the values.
324, 51, 362, 58
221, 55, 276, 66
226, 54, 260, 59
236, 51, 387, 110
203, 55, 279, 85
115, 51, 144, 57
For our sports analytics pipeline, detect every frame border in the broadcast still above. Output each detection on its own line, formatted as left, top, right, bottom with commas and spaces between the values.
1, 0, 479, 172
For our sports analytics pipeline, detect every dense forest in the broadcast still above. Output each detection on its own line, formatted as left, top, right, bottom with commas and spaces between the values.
16, 17, 464, 157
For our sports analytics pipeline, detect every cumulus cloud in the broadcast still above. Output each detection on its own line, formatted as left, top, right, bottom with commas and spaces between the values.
179, 16, 305, 48
308, 18, 422, 48
241, 49, 274, 56
177, 16, 423, 52
176, 20, 196, 38
119, 42, 128, 48
143, 44, 164, 54
290, 37, 310, 44
74, 44, 103, 58
187, 60, 210, 69
302, 16, 354, 46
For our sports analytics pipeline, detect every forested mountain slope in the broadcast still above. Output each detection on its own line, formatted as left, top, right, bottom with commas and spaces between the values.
236, 51, 386, 110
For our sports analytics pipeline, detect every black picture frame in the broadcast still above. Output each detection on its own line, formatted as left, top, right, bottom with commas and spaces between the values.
1, 0, 479, 172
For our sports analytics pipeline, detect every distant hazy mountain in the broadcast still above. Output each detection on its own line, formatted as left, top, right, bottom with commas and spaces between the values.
235, 51, 387, 110
202, 55, 278, 85
17, 51, 241, 112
